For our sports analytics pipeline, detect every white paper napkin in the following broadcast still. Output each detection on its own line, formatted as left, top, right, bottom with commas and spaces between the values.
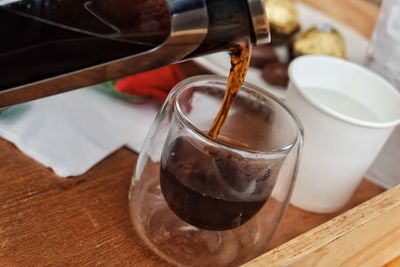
0, 84, 158, 177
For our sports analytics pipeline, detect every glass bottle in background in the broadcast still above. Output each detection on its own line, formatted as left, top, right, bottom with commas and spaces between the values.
365, 0, 400, 188
365, 0, 400, 90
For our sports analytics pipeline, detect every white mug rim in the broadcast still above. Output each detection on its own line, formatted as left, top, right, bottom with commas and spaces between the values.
288, 55, 400, 129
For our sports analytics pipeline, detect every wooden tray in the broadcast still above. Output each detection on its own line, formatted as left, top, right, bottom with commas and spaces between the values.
244, 185, 400, 266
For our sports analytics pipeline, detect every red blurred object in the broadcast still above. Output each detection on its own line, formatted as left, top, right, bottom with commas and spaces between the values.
114, 64, 184, 101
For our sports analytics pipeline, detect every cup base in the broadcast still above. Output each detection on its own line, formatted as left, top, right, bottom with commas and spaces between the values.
129, 163, 276, 267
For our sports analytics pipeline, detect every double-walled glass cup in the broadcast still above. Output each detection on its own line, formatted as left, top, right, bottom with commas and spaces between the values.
129, 75, 302, 266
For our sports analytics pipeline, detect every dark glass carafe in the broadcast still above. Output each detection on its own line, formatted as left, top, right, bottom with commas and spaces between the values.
0, 0, 270, 107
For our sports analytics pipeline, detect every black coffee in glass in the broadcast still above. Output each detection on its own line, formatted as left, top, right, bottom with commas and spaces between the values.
160, 136, 272, 231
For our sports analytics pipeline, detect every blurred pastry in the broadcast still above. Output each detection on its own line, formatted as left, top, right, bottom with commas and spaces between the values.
291, 24, 346, 58
264, 0, 300, 45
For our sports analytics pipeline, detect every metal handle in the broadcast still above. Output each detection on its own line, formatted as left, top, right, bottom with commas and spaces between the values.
247, 0, 270, 45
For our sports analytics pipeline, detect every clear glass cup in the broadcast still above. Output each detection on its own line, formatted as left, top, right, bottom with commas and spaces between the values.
129, 75, 303, 267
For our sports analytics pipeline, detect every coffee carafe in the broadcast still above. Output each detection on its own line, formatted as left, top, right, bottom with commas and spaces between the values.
0, 0, 269, 107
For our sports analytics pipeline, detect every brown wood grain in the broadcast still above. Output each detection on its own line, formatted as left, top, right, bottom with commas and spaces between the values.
384, 256, 400, 267
0, 138, 384, 266
268, 179, 385, 249
243, 185, 400, 267
0, 138, 168, 266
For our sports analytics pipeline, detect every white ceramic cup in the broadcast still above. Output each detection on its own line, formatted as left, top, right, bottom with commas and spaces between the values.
286, 55, 400, 213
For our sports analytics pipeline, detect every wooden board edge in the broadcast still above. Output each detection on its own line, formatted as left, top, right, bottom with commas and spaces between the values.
242, 185, 400, 266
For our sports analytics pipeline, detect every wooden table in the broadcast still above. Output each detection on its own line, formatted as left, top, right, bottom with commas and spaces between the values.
0, 1, 382, 266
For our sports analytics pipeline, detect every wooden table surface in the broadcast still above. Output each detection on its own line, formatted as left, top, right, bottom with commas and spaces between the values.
0, 1, 381, 266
